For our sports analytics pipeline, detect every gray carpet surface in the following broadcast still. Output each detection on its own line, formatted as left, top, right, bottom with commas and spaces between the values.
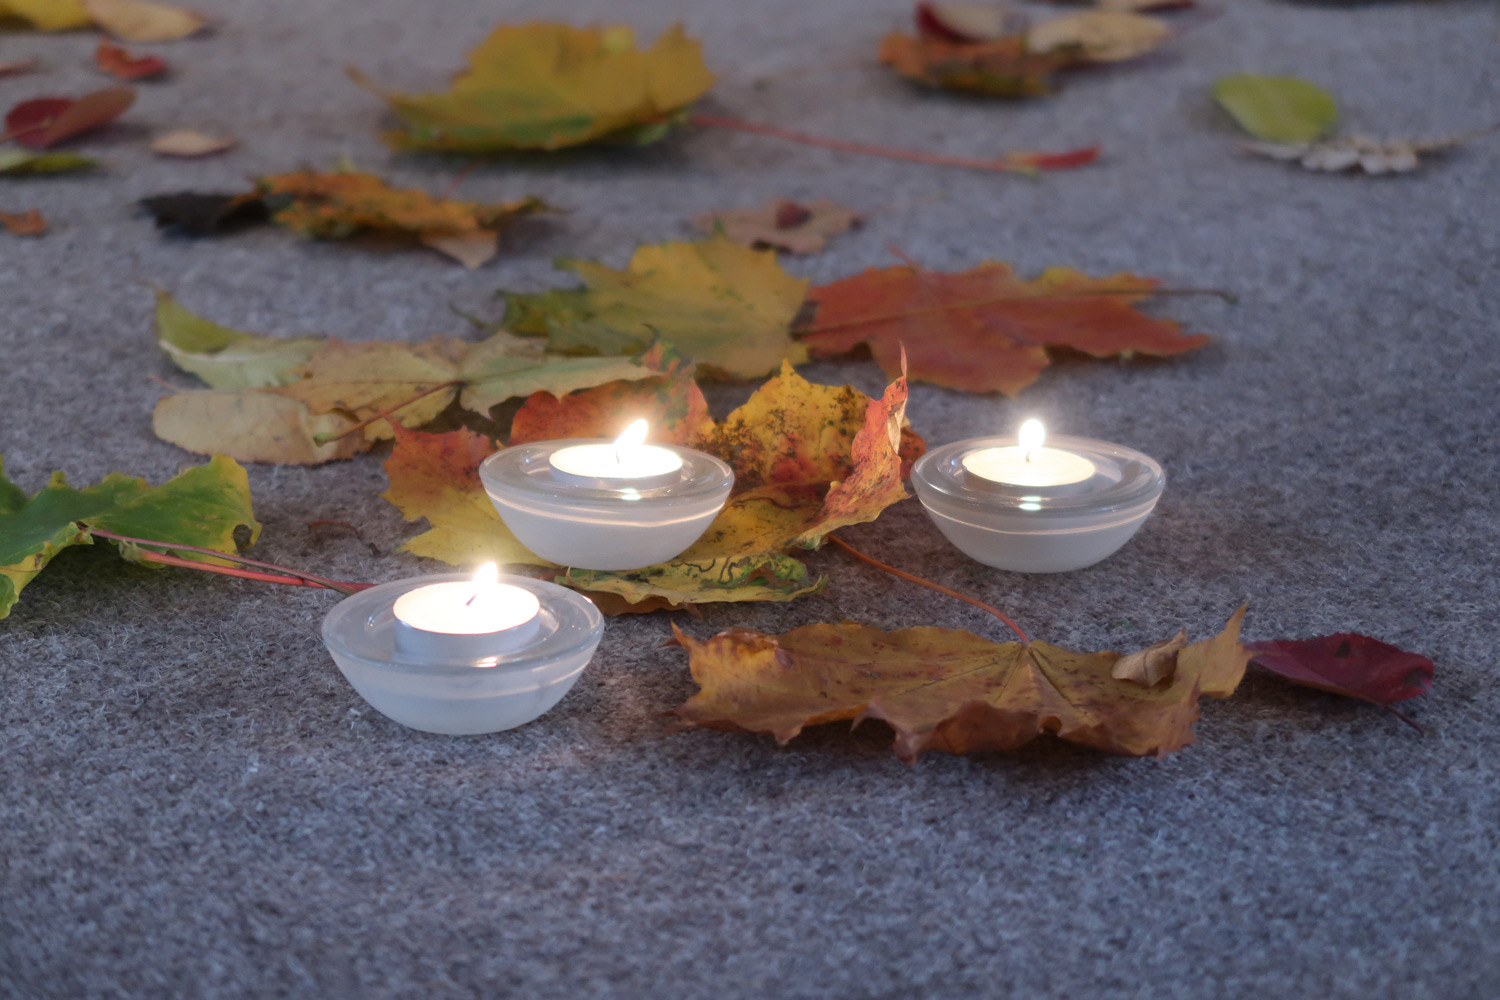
3, 0, 1499, 997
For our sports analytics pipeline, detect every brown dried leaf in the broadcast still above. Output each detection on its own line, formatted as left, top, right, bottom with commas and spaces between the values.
94, 40, 167, 80
1242, 132, 1475, 175
1026, 10, 1169, 63
673, 607, 1250, 762
694, 198, 861, 255
150, 128, 234, 157
0, 209, 46, 236
1111, 629, 1187, 686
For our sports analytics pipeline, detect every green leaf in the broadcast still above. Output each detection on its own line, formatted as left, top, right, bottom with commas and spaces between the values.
155, 289, 323, 389
499, 235, 809, 379
1213, 74, 1338, 144
0, 150, 99, 176
0, 455, 260, 619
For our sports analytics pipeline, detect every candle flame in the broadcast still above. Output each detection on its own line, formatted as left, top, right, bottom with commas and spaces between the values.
466, 561, 499, 606
1019, 418, 1045, 462
614, 418, 649, 464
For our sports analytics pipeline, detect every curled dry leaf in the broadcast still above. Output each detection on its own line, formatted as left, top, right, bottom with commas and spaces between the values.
95, 40, 168, 80
1247, 634, 1433, 709
0, 150, 98, 175
1243, 132, 1476, 175
381, 363, 923, 607
4, 86, 135, 149
502, 234, 810, 379
149, 128, 235, 157
916, 2, 1029, 42
693, 198, 861, 255
672, 607, 1251, 762
0, 208, 47, 235
83, 0, 205, 42
1111, 629, 1187, 685
1026, 10, 1169, 63
0, 454, 259, 619
800, 259, 1210, 395
350, 23, 713, 152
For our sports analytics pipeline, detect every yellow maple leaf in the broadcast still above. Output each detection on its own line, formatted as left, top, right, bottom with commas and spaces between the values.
349, 22, 714, 152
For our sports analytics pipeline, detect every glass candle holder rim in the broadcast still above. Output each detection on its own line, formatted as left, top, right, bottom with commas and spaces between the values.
322, 573, 604, 673
913, 434, 1165, 517
480, 439, 734, 509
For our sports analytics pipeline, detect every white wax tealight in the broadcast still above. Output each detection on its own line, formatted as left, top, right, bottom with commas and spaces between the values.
548, 419, 684, 490
392, 562, 541, 660
480, 420, 734, 571
912, 420, 1165, 574
961, 420, 1097, 488
322, 571, 605, 736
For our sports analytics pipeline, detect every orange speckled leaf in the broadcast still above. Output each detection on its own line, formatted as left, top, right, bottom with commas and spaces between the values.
706, 360, 870, 489
673, 607, 1250, 762
801, 261, 1210, 396
508, 373, 713, 448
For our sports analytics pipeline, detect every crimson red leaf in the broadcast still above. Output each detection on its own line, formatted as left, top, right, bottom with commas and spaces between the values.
1246, 634, 1434, 707
5, 87, 135, 149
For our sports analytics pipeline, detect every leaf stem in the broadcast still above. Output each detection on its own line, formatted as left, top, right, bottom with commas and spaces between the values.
691, 113, 1099, 174
310, 379, 462, 446
827, 534, 1029, 644
89, 528, 371, 595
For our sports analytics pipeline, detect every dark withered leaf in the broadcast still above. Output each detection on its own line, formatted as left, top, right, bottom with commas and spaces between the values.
140, 191, 269, 237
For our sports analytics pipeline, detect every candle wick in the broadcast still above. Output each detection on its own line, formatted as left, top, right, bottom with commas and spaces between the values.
465, 590, 479, 607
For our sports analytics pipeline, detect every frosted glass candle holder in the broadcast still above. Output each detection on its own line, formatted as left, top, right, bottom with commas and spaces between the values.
321, 574, 604, 735
911, 435, 1165, 573
479, 440, 733, 571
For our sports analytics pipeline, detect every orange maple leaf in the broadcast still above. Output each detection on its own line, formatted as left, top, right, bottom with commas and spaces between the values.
800, 261, 1211, 396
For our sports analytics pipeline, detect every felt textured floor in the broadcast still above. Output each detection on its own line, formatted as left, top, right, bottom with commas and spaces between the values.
3, 1, 1498, 997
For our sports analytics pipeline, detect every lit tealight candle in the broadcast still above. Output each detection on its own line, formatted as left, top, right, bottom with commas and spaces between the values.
392, 562, 541, 660
961, 419, 1097, 489
548, 419, 684, 490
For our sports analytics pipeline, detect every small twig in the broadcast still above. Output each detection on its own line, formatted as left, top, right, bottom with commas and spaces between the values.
441, 163, 478, 199
131, 549, 362, 592
691, 113, 1098, 174
828, 534, 1029, 644
90, 528, 371, 595
310, 379, 462, 446
1378, 703, 1424, 735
